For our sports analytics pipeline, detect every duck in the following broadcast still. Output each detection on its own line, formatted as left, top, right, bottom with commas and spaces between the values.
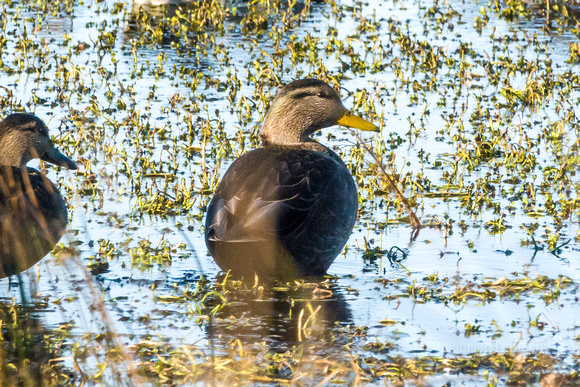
0, 113, 77, 278
205, 79, 379, 279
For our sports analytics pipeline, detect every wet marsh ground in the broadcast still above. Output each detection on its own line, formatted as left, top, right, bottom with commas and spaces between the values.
0, 0, 579, 384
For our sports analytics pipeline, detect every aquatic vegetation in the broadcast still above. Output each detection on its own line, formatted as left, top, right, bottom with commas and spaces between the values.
0, 0, 578, 383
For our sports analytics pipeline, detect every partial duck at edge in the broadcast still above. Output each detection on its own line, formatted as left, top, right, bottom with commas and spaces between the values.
0, 113, 77, 278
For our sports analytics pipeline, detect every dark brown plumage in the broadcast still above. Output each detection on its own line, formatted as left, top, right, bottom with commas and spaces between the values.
0, 114, 77, 278
205, 79, 378, 278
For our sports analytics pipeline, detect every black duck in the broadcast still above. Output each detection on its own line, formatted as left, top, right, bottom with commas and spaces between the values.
0, 113, 77, 278
205, 79, 378, 278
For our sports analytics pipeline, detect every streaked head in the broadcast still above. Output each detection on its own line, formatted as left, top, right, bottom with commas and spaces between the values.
260, 79, 379, 145
0, 113, 77, 170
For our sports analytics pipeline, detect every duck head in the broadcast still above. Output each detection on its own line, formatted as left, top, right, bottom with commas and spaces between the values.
0, 113, 77, 170
260, 78, 379, 146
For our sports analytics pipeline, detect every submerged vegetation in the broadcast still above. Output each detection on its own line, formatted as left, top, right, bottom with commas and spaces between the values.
0, 0, 579, 383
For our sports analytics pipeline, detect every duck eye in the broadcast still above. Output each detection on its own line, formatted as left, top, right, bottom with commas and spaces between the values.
317, 92, 328, 98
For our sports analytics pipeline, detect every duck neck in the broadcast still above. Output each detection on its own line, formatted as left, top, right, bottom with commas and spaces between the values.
260, 123, 332, 157
260, 115, 311, 146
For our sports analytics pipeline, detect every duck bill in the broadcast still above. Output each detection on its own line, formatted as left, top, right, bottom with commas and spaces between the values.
337, 112, 379, 132
41, 146, 78, 170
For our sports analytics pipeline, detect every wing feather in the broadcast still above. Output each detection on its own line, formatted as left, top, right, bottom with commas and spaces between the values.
205, 147, 357, 276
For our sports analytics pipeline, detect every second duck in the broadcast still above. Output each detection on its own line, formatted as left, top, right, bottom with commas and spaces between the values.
0, 113, 77, 278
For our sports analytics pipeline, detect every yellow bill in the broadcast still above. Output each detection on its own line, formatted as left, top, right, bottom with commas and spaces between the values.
337, 112, 379, 132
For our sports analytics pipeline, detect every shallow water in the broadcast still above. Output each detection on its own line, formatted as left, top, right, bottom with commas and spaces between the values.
1, 0, 579, 383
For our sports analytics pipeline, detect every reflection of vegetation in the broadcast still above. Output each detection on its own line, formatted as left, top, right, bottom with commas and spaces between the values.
391, 274, 574, 304
134, 274, 577, 384
129, 237, 182, 270
130, 336, 578, 384
0, 301, 71, 385
2, 273, 577, 384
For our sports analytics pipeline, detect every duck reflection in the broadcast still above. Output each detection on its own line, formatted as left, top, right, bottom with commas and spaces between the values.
0, 114, 77, 278
208, 280, 352, 351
